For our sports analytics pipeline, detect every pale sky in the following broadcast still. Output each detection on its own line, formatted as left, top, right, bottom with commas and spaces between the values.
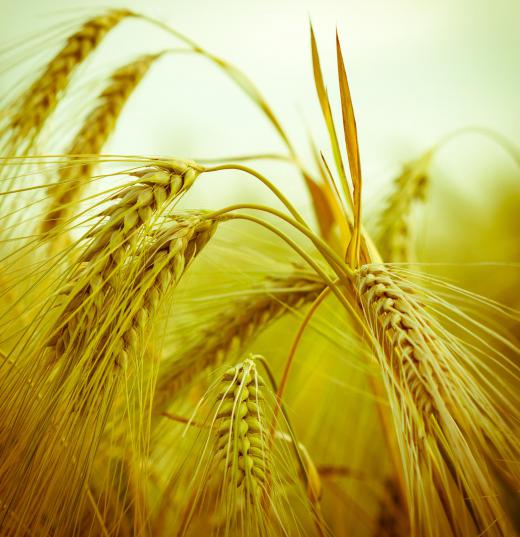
1, 0, 519, 212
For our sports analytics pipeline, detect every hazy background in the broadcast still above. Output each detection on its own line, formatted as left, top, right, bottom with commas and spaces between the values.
1, 0, 519, 221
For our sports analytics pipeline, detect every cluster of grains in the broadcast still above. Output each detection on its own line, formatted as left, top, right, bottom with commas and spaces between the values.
356, 264, 441, 420
5, 10, 131, 148
42, 53, 159, 236
213, 359, 270, 500
0, 214, 218, 537
356, 264, 513, 537
119, 214, 218, 366
46, 161, 201, 366
154, 273, 325, 411
376, 160, 429, 263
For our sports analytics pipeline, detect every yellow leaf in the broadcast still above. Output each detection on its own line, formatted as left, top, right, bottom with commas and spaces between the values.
310, 24, 353, 211
336, 31, 362, 267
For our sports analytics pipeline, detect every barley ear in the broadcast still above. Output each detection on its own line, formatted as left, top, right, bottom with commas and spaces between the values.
376, 152, 432, 263
5, 10, 131, 151
41, 53, 160, 241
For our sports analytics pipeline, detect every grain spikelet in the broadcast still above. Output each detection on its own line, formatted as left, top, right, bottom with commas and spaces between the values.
213, 360, 270, 501
41, 53, 159, 239
120, 213, 219, 361
71, 214, 219, 534
174, 357, 316, 536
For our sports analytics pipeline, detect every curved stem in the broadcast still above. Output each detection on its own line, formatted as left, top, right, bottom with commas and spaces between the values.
137, 14, 295, 155
277, 286, 331, 404
202, 163, 306, 227
196, 153, 293, 164
253, 354, 311, 480
433, 126, 520, 168
215, 212, 354, 316
207, 203, 353, 281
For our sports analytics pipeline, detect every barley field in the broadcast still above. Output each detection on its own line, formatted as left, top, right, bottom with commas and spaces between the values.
0, 4, 518, 536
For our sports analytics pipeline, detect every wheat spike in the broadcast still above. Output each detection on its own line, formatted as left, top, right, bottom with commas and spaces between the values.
154, 273, 325, 411
4, 10, 130, 150
41, 53, 159, 237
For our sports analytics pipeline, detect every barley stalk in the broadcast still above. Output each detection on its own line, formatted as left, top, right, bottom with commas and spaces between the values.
41, 53, 159, 237
154, 273, 325, 411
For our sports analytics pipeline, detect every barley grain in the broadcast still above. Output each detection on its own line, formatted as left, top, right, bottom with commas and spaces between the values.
376, 157, 430, 263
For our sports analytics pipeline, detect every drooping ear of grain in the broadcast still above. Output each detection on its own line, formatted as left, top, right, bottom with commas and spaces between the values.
46, 161, 202, 367
117, 214, 219, 369
153, 273, 325, 412
41, 53, 159, 239
375, 155, 430, 263
355, 264, 515, 537
4, 10, 131, 151
0, 211, 218, 536
356, 265, 441, 418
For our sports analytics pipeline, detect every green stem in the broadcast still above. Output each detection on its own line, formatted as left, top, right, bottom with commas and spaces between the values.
215, 212, 352, 314
205, 202, 353, 281
202, 163, 306, 228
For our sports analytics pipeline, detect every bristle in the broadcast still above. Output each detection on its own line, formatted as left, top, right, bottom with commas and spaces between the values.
154, 273, 325, 411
